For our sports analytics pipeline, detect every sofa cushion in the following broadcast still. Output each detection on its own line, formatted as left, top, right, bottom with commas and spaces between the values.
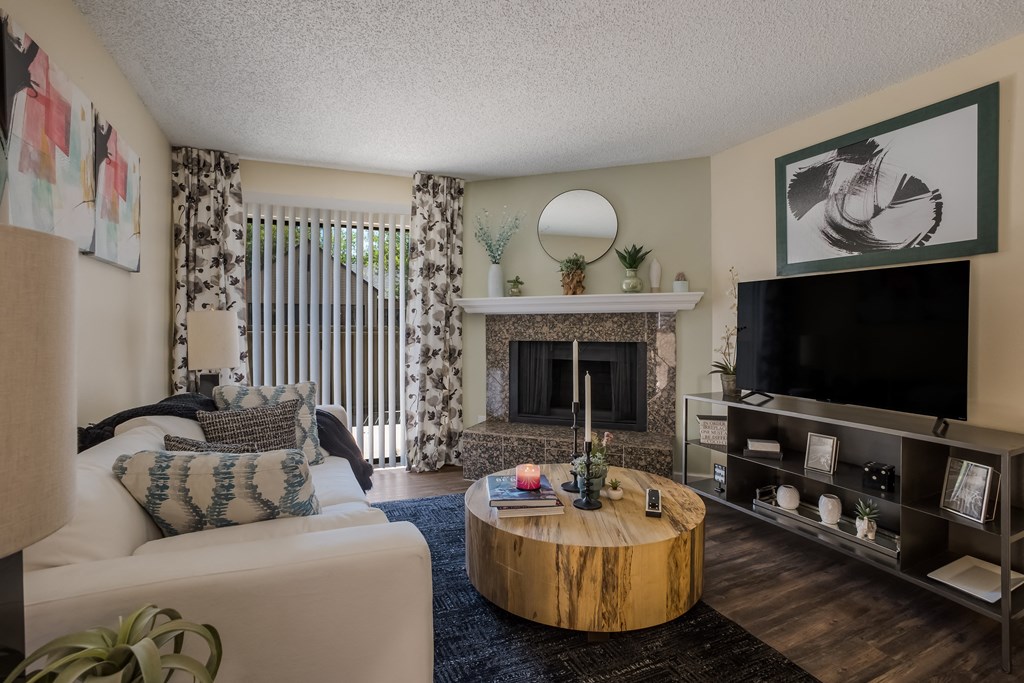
309, 457, 373, 506
163, 435, 257, 453
132, 501, 388, 556
23, 427, 167, 572
114, 415, 207, 440
214, 381, 325, 465
197, 399, 300, 452
113, 449, 321, 536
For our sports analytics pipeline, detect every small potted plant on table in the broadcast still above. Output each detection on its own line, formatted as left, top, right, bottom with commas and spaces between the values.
607, 478, 624, 500
855, 499, 879, 540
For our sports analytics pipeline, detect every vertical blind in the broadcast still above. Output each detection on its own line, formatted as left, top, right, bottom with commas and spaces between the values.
245, 203, 410, 467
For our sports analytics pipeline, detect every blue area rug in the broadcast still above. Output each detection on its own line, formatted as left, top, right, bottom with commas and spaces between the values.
374, 493, 818, 683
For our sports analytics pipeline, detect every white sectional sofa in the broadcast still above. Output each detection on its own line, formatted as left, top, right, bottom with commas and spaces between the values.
22, 416, 433, 683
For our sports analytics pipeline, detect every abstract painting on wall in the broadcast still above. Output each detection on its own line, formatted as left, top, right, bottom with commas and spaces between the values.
1, 14, 96, 252
775, 83, 998, 276
93, 112, 141, 272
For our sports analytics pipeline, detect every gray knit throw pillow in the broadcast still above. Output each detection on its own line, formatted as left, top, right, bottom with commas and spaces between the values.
196, 399, 301, 452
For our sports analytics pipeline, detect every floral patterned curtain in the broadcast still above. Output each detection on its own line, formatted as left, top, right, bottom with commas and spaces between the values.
170, 148, 249, 393
405, 172, 465, 472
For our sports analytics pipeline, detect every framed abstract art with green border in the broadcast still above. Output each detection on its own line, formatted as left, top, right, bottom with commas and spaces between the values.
775, 83, 999, 276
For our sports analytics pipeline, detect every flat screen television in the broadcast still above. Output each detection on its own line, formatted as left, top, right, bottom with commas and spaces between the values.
736, 260, 970, 420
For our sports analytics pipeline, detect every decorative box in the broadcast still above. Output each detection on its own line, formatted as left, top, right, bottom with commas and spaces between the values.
863, 461, 896, 492
697, 414, 727, 446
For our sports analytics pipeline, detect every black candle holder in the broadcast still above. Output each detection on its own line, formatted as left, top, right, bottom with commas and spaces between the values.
573, 440, 602, 511
561, 400, 581, 493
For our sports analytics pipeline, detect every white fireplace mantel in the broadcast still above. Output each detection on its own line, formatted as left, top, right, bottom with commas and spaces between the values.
455, 291, 704, 315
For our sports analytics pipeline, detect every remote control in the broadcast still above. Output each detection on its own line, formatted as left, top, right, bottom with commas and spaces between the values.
645, 488, 662, 518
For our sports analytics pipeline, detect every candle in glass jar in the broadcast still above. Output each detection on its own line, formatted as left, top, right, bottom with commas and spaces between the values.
572, 339, 579, 403
584, 372, 592, 442
515, 463, 541, 490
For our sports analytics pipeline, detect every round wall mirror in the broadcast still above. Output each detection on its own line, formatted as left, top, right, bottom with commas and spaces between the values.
537, 190, 617, 263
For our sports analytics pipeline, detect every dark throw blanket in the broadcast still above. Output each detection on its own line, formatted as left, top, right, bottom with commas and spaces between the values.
77, 393, 217, 451
78, 394, 373, 491
316, 409, 374, 492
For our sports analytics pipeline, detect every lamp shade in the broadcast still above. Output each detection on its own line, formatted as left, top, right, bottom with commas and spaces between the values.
0, 225, 76, 558
186, 309, 240, 371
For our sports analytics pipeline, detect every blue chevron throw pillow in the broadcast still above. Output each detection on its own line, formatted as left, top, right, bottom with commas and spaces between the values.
113, 449, 321, 536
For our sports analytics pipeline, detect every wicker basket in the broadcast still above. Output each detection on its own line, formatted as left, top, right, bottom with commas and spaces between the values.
697, 414, 727, 446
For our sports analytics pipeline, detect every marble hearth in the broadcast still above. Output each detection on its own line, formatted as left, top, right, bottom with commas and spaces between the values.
461, 311, 677, 480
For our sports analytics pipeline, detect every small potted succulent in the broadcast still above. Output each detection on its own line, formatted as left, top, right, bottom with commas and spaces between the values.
506, 275, 524, 296
607, 478, 624, 501
615, 244, 652, 293
673, 271, 689, 292
855, 499, 879, 540
559, 253, 586, 295
3, 603, 222, 683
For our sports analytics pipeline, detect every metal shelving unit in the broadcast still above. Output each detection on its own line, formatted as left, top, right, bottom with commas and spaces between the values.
684, 392, 1024, 673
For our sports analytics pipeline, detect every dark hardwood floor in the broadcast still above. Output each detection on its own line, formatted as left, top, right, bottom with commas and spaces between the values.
371, 466, 1020, 682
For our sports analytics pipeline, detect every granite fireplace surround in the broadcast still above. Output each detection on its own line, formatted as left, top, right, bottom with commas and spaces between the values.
461, 312, 676, 480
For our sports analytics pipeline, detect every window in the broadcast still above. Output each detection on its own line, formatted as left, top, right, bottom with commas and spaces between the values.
245, 203, 410, 467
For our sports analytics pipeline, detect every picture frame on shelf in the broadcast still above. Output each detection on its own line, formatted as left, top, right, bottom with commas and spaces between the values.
713, 463, 726, 493
941, 457, 1000, 523
804, 433, 839, 474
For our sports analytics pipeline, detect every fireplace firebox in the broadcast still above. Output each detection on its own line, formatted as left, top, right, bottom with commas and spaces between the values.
509, 341, 647, 431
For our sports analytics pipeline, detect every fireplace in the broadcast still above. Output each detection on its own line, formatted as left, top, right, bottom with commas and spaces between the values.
509, 341, 648, 431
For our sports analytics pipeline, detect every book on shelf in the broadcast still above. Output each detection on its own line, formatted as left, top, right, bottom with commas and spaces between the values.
487, 474, 560, 507
743, 447, 783, 461
746, 438, 781, 452
495, 499, 566, 518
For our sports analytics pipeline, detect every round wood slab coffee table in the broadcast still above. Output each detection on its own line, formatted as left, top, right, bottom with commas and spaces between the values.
464, 463, 705, 633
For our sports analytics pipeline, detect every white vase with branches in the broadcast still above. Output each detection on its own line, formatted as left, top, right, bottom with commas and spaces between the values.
474, 209, 522, 297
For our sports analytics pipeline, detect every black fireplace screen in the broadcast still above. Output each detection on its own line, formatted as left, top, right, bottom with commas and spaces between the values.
509, 341, 647, 431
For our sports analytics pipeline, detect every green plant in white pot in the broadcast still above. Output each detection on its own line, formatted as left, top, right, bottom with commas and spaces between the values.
3, 604, 221, 683
855, 499, 880, 541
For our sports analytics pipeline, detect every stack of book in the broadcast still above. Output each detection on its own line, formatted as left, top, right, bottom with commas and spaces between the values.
743, 438, 782, 460
487, 473, 565, 518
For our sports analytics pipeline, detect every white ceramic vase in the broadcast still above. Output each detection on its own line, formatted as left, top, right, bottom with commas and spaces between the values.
607, 487, 624, 501
856, 517, 878, 540
648, 257, 662, 293
487, 263, 503, 298
818, 494, 842, 525
776, 484, 800, 510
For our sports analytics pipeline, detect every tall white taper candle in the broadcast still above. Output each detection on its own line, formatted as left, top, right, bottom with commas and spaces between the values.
572, 339, 579, 403
584, 372, 592, 441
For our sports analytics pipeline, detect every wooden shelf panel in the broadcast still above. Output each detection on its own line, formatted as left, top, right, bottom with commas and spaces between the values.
904, 494, 1024, 538
900, 552, 1024, 620
684, 438, 728, 455
732, 451, 901, 505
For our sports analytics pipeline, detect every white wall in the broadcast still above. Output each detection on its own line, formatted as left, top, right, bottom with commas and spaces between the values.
6, 0, 172, 425
462, 159, 713, 460
710, 33, 1024, 432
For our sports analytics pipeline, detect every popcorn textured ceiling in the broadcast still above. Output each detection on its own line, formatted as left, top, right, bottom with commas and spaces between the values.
74, 0, 1024, 180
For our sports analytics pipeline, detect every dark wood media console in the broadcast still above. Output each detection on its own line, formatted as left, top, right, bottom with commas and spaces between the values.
683, 392, 1024, 673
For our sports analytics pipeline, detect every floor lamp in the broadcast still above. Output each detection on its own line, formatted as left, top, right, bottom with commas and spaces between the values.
0, 226, 76, 680
186, 309, 239, 396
